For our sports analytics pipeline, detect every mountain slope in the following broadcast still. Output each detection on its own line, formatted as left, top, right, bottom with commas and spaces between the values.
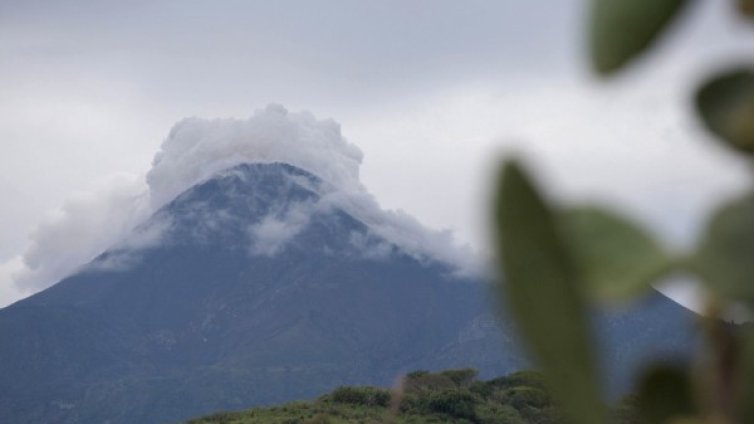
0, 163, 695, 424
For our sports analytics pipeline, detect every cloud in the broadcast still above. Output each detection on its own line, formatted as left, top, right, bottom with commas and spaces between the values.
84, 214, 173, 273
239, 173, 480, 272
348, 231, 393, 260
1, 105, 478, 303
11, 173, 151, 291
248, 200, 314, 256
0, 257, 26, 308
147, 104, 363, 209
317, 187, 479, 274
146, 104, 477, 271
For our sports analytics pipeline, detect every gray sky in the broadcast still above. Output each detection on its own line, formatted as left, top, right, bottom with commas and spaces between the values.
1, 0, 753, 307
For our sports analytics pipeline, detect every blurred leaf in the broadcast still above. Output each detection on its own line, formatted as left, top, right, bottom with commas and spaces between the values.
493, 161, 605, 424
738, 0, 754, 20
696, 68, 754, 155
561, 207, 672, 301
589, 0, 690, 74
736, 325, 754, 422
691, 192, 754, 304
635, 364, 696, 424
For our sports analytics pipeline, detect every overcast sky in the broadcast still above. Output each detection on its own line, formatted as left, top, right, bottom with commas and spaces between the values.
1, 0, 754, 308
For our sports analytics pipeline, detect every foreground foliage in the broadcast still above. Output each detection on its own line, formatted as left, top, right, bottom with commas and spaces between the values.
493, 1, 754, 423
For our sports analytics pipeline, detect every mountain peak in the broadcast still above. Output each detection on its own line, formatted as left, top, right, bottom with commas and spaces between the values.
11, 106, 474, 295
147, 104, 364, 211
145, 162, 375, 260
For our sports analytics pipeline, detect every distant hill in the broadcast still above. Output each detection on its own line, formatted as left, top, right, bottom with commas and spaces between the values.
0, 163, 696, 423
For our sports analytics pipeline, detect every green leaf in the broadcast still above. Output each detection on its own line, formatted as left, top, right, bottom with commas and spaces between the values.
589, 0, 690, 74
561, 207, 672, 301
690, 192, 754, 304
635, 364, 696, 424
493, 161, 605, 424
695, 69, 754, 155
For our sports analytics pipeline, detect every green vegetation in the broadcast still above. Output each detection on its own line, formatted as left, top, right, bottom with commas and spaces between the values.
188, 369, 573, 424
188, 369, 649, 424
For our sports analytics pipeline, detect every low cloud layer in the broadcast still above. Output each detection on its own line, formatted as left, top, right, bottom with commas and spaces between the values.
2, 105, 477, 302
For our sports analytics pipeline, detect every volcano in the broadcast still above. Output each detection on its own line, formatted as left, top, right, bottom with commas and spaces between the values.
0, 108, 696, 424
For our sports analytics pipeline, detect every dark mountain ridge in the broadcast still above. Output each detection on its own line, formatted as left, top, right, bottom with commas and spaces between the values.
0, 163, 696, 423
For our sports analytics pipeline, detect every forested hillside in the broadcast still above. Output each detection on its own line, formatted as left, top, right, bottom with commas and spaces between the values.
189, 369, 640, 424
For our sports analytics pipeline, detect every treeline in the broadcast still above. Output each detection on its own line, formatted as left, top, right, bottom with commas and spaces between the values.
188, 368, 640, 423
